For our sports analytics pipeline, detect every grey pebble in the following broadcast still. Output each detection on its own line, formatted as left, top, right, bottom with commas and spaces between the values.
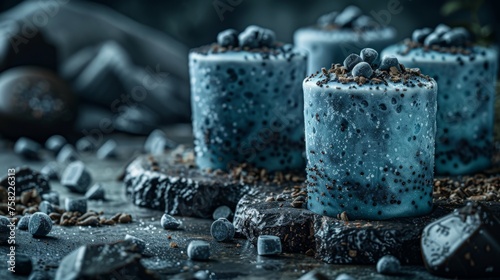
124, 234, 146, 253
376, 255, 401, 275
161, 213, 181, 229
61, 161, 92, 193
28, 212, 52, 236
210, 218, 234, 242
14, 137, 40, 160
65, 197, 87, 213
85, 183, 105, 200
257, 235, 282, 255
187, 240, 210, 261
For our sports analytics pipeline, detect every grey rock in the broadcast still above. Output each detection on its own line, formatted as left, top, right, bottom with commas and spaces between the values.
75, 137, 95, 152
39, 201, 55, 214
85, 183, 105, 200
40, 162, 59, 180
124, 234, 146, 253
41, 191, 60, 205
144, 129, 176, 154
0, 167, 51, 194
61, 161, 92, 193
55, 240, 151, 280
257, 235, 282, 255
96, 139, 117, 159
298, 270, 329, 280
17, 214, 31, 230
65, 197, 87, 213
56, 144, 80, 163
210, 218, 234, 242
161, 213, 181, 229
376, 255, 401, 275
45, 135, 67, 154
14, 137, 41, 160
28, 212, 52, 236
212, 205, 233, 221
187, 240, 210, 261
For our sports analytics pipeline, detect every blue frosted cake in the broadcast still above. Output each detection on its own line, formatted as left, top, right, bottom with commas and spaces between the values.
303, 49, 437, 220
189, 26, 307, 171
294, 5, 396, 74
382, 25, 498, 175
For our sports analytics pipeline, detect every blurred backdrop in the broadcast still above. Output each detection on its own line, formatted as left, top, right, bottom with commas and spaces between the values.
0, 0, 498, 140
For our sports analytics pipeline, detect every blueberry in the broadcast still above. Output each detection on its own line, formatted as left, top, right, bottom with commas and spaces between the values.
65, 197, 87, 213
260, 28, 276, 47
317, 11, 338, 27
257, 235, 282, 255
17, 214, 31, 230
76, 137, 95, 152
238, 25, 261, 48
96, 139, 117, 159
56, 144, 80, 163
352, 62, 373, 78
434, 24, 451, 36
423, 32, 443, 47
124, 234, 146, 253
28, 212, 52, 236
352, 15, 378, 30
212, 205, 233, 221
40, 162, 59, 180
376, 255, 401, 275
343, 53, 363, 71
14, 137, 40, 160
14, 254, 33, 275
61, 161, 92, 193
45, 135, 67, 154
161, 213, 181, 229
217, 29, 239, 48
39, 201, 55, 214
335, 5, 362, 27
238, 25, 275, 48
360, 48, 378, 65
412, 28, 432, 43
443, 27, 469, 46
210, 218, 235, 242
187, 240, 210, 260
41, 191, 60, 205
85, 183, 105, 200
379, 55, 401, 71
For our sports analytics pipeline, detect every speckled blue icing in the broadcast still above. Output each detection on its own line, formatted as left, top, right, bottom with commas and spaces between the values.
303, 70, 437, 220
294, 27, 396, 75
382, 44, 498, 175
189, 47, 307, 171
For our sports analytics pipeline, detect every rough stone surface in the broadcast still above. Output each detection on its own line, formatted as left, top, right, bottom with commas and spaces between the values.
0, 167, 51, 195
234, 190, 500, 264
124, 151, 261, 218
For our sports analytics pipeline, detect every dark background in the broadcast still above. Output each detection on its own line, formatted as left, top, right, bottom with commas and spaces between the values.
1, 0, 499, 49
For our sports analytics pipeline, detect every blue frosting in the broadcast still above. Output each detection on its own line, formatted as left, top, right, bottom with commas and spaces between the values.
189, 47, 307, 171
382, 44, 498, 175
303, 71, 437, 219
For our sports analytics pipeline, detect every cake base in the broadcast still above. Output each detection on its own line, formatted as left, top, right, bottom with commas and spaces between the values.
124, 148, 500, 264
234, 191, 500, 264
123, 147, 299, 218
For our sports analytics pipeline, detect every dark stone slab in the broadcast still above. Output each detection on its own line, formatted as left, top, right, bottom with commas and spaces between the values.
0, 167, 50, 195
234, 190, 500, 265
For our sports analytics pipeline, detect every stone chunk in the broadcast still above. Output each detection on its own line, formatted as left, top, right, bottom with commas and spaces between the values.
14, 137, 41, 160
421, 202, 500, 278
65, 197, 87, 214
45, 135, 67, 154
28, 212, 52, 236
187, 240, 210, 261
56, 144, 80, 163
210, 218, 234, 242
61, 161, 92, 193
212, 205, 233, 221
124, 234, 146, 253
161, 213, 181, 230
85, 183, 105, 200
376, 255, 401, 275
96, 139, 117, 159
257, 235, 282, 255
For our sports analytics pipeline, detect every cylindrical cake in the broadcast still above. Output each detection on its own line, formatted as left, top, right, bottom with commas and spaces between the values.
189, 26, 307, 171
382, 26, 498, 175
303, 50, 437, 220
294, 5, 396, 74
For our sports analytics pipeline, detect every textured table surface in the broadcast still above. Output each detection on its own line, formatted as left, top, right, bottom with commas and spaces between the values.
0, 124, 497, 279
